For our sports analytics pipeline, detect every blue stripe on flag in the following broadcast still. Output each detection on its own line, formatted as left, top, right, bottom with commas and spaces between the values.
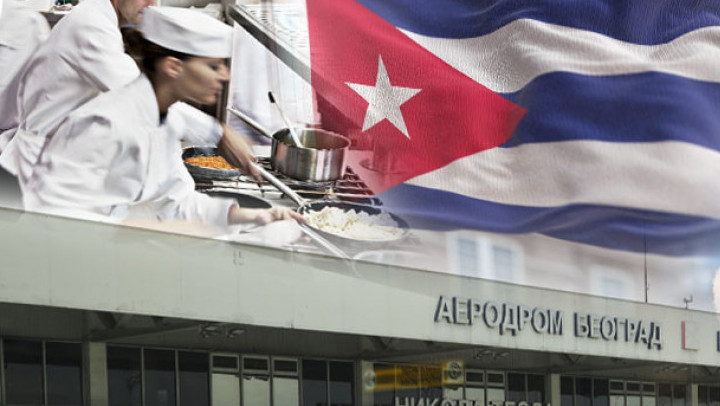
357, 0, 720, 44
380, 184, 720, 256
499, 71, 720, 151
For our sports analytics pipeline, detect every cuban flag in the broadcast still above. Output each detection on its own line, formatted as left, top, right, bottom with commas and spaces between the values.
307, 0, 720, 256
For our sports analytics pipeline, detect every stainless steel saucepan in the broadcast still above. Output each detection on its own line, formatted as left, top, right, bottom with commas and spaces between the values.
228, 107, 350, 182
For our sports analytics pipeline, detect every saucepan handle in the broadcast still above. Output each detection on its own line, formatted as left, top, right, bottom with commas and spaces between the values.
249, 162, 350, 260
250, 162, 307, 207
227, 106, 274, 139
298, 223, 351, 260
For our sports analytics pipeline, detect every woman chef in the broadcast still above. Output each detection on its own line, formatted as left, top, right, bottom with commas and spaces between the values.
23, 6, 303, 229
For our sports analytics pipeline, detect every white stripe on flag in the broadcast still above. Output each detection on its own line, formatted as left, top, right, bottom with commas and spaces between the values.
401, 20, 720, 93
405, 140, 720, 219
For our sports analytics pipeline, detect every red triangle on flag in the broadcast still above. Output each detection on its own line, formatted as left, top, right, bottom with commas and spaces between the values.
308, 0, 527, 193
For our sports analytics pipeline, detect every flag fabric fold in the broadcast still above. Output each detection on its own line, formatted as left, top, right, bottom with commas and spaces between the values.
307, 0, 720, 256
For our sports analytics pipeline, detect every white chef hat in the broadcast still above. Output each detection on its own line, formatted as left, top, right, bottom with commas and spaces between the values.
139, 6, 233, 59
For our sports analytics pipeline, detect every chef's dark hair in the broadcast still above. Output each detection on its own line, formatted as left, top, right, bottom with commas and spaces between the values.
123, 28, 192, 74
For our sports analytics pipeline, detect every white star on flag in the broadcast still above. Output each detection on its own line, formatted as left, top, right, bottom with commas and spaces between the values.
346, 55, 421, 139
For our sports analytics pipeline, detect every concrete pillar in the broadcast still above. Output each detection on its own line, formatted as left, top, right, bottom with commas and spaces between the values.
690, 384, 699, 406
83, 341, 108, 406
548, 374, 562, 406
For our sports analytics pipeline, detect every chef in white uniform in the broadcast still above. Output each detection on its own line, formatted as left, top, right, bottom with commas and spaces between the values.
23, 6, 303, 230
0, 0, 49, 209
0, 0, 49, 141
0, 0, 258, 200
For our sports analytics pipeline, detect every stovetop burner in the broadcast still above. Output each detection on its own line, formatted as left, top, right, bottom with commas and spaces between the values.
192, 158, 381, 206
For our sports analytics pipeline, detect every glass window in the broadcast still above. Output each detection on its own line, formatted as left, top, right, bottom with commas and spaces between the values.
466, 387, 485, 406
457, 237, 479, 274
527, 374, 544, 404
107, 346, 142, 406
395, 365, 419, 400
466, 371, 484, 384
273, 376, 300, 406
373, 364, 395, 406
486, 373, 504, 386
672, 385, 686, 406
211, 373, 239, 406
657, 384, 672, 406
419, 365, 441, 400
243, 375, 271, 406
576, 377, 592, 406
561, 376, 574, 406
642, 383, 657, 406
144, 349, 176, 406
627, 396, 641, 406
420, 384, 442, 400
212, 355, 238, 371
507, 373, 525, 402
611, 382, 625, 393
420, 365, 443, 399
178, 351, 209, 406
4, 339, 44, 405
486, 387, 505, 406
443, 386, 463, 400
244, 358, 269, 372
46, 342, 83, 406
274, 360, 299, 374
709, 386, 720, 406
594, 379, 610, 406
643, 383, 657, 406
303, 360, 328, 406
329, 361, 354, 406
492, 245, 515, 279
600, 277, 626, 298
610, 395, 626, 406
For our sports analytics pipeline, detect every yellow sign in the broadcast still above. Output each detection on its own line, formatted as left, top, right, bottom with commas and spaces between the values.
367, 360, 465, 392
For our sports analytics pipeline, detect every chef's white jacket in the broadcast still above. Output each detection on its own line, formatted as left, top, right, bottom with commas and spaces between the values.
0, 0, 222, 186
0, 0, 49, 145
24, 75, 237, 228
